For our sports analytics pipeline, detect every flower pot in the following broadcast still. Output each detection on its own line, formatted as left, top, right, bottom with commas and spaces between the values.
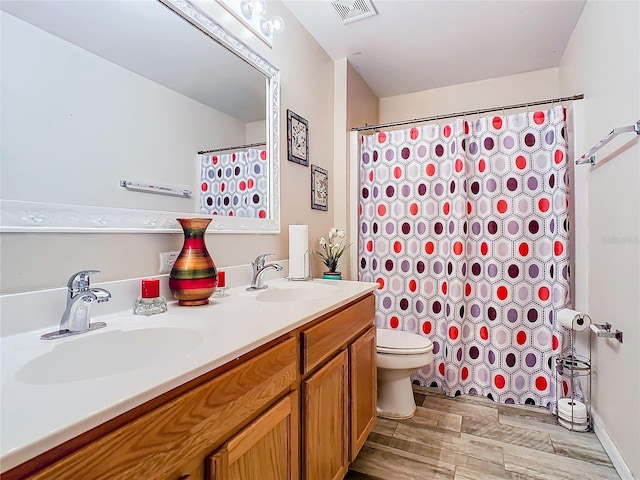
169, 218, 218, 306
322, 271, 342, 280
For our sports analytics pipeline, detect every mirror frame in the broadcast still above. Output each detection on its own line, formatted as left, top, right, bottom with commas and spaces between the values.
0, 0, 280, 234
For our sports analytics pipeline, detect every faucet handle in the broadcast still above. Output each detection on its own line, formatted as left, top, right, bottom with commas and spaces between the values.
67, 270, 101, 292
253, 254, 275, 268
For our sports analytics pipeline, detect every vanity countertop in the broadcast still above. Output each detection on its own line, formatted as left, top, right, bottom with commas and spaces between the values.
0, 278, 378, 473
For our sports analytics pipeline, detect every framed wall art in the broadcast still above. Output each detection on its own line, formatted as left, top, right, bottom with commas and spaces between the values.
287, 109, 309, 166
311, 164, 328, 211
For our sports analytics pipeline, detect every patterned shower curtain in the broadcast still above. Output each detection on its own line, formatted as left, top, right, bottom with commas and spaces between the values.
358, 106, 571, 407
200, 148, 269, 218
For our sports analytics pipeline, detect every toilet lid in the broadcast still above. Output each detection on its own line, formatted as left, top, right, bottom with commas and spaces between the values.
377, 328, 433, 355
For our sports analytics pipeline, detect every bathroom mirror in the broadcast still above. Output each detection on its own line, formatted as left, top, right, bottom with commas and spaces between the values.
0, 0, 280, 233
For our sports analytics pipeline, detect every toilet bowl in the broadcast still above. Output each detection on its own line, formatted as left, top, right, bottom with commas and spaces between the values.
376, 328, 434, 419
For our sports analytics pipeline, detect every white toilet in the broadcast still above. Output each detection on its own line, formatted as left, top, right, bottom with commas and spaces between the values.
376, 328, 434, 419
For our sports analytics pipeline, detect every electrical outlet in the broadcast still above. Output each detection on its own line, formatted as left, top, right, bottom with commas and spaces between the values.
159, 251, 180, 273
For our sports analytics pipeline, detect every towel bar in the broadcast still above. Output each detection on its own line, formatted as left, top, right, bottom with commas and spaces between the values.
589, 322, 623, 343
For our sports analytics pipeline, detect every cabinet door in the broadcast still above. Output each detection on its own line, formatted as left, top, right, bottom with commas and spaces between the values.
208, 392, 298, 480
348, 326, 377, 461
302, 350, 348, 480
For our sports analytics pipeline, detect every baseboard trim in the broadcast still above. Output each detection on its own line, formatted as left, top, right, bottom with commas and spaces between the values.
592, 408, 636, 479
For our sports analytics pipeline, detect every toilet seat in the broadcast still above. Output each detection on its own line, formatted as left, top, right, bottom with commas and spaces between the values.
377, 328, 433, 355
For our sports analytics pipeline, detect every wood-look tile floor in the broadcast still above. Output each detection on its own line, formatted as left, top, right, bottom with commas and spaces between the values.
345, 386, 620, 480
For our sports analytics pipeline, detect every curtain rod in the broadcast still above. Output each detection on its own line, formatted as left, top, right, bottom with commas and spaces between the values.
198, 141, 266, 155
352, 94, 584, 132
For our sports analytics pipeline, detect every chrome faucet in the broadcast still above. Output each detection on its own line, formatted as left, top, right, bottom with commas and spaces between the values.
247, 254, 283, 291
41, 270, 111, 340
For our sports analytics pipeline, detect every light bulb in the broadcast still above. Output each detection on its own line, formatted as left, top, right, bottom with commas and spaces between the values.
240, 0, 254, 19
270, 15, 285, 33
261, 15, 285, 35
253, 0, 266, 15
240, 0, 265, 19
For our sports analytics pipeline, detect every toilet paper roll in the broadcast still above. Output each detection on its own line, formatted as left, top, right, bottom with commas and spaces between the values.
288, 225, 309, 279
557, 308, 588, 331
558, 416, 590, 432
558, 398, 588, 421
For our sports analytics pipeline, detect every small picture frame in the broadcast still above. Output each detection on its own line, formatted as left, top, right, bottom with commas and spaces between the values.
311, 164, 328, 211
287, 109, 309, 166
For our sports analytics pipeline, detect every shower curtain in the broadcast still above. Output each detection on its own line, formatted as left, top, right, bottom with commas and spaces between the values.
358, 106, 571, 407
200, 147, 269, 217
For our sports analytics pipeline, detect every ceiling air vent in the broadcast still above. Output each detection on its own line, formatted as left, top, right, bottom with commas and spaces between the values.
331, 0, 377, 25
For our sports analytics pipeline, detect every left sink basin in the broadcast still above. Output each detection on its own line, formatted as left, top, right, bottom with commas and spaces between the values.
15, 327, 203, 385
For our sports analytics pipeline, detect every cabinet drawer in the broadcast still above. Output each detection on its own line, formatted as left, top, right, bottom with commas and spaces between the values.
27, 337, 298, 480
301, 294, 375, 375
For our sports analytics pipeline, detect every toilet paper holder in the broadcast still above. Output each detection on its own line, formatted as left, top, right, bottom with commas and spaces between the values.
590, 322, 623, 344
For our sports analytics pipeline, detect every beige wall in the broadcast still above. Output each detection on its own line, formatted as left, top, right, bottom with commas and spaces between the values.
379, 67, 560, 123
332, 59, 349, 278
338, 61, 380, 279
346, 62, 379, 130
0, 1, 336, 293
560, 0, 640, 477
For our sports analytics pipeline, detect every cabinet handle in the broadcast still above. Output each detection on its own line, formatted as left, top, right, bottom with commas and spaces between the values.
177, 475, 190, 480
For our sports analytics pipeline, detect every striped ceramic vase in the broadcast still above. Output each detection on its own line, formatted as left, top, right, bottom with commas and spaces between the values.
169, 218, 217, 306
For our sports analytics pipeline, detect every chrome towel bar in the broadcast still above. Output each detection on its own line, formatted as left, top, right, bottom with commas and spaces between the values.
575, 120, 640, 165
589, 322, 623, 343
119, 180, 191, 198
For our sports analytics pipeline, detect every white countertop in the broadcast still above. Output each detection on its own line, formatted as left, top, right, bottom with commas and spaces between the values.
0, 277, 378, 473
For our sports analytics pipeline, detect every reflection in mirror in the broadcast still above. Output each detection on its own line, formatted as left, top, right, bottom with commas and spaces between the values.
0, 0, 280, 233
200, 145, 269, 218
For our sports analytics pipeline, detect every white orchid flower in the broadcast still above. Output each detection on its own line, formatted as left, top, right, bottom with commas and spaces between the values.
314, 227, 351, 273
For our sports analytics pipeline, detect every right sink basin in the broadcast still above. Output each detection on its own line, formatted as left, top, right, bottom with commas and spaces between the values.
256, 282, 340, 303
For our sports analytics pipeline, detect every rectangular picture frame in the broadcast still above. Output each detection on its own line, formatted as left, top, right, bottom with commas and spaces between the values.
311, 164, 328, 211
287, 109, 309, 166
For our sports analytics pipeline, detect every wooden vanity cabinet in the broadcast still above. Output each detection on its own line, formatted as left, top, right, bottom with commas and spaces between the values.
7, 292, 376, 480
300, 294, 376, 480
11, 336, 298, 480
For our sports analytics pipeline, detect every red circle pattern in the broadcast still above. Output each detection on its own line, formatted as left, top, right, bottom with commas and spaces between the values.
358, 107, 571, 406
200, 149, 268, 217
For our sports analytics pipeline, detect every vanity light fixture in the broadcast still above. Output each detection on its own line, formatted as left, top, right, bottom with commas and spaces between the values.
217, 0, 285, 47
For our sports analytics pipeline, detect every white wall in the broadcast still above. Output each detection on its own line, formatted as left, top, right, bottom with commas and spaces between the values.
559, 1, 640, 477
0, 1, 336, 294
